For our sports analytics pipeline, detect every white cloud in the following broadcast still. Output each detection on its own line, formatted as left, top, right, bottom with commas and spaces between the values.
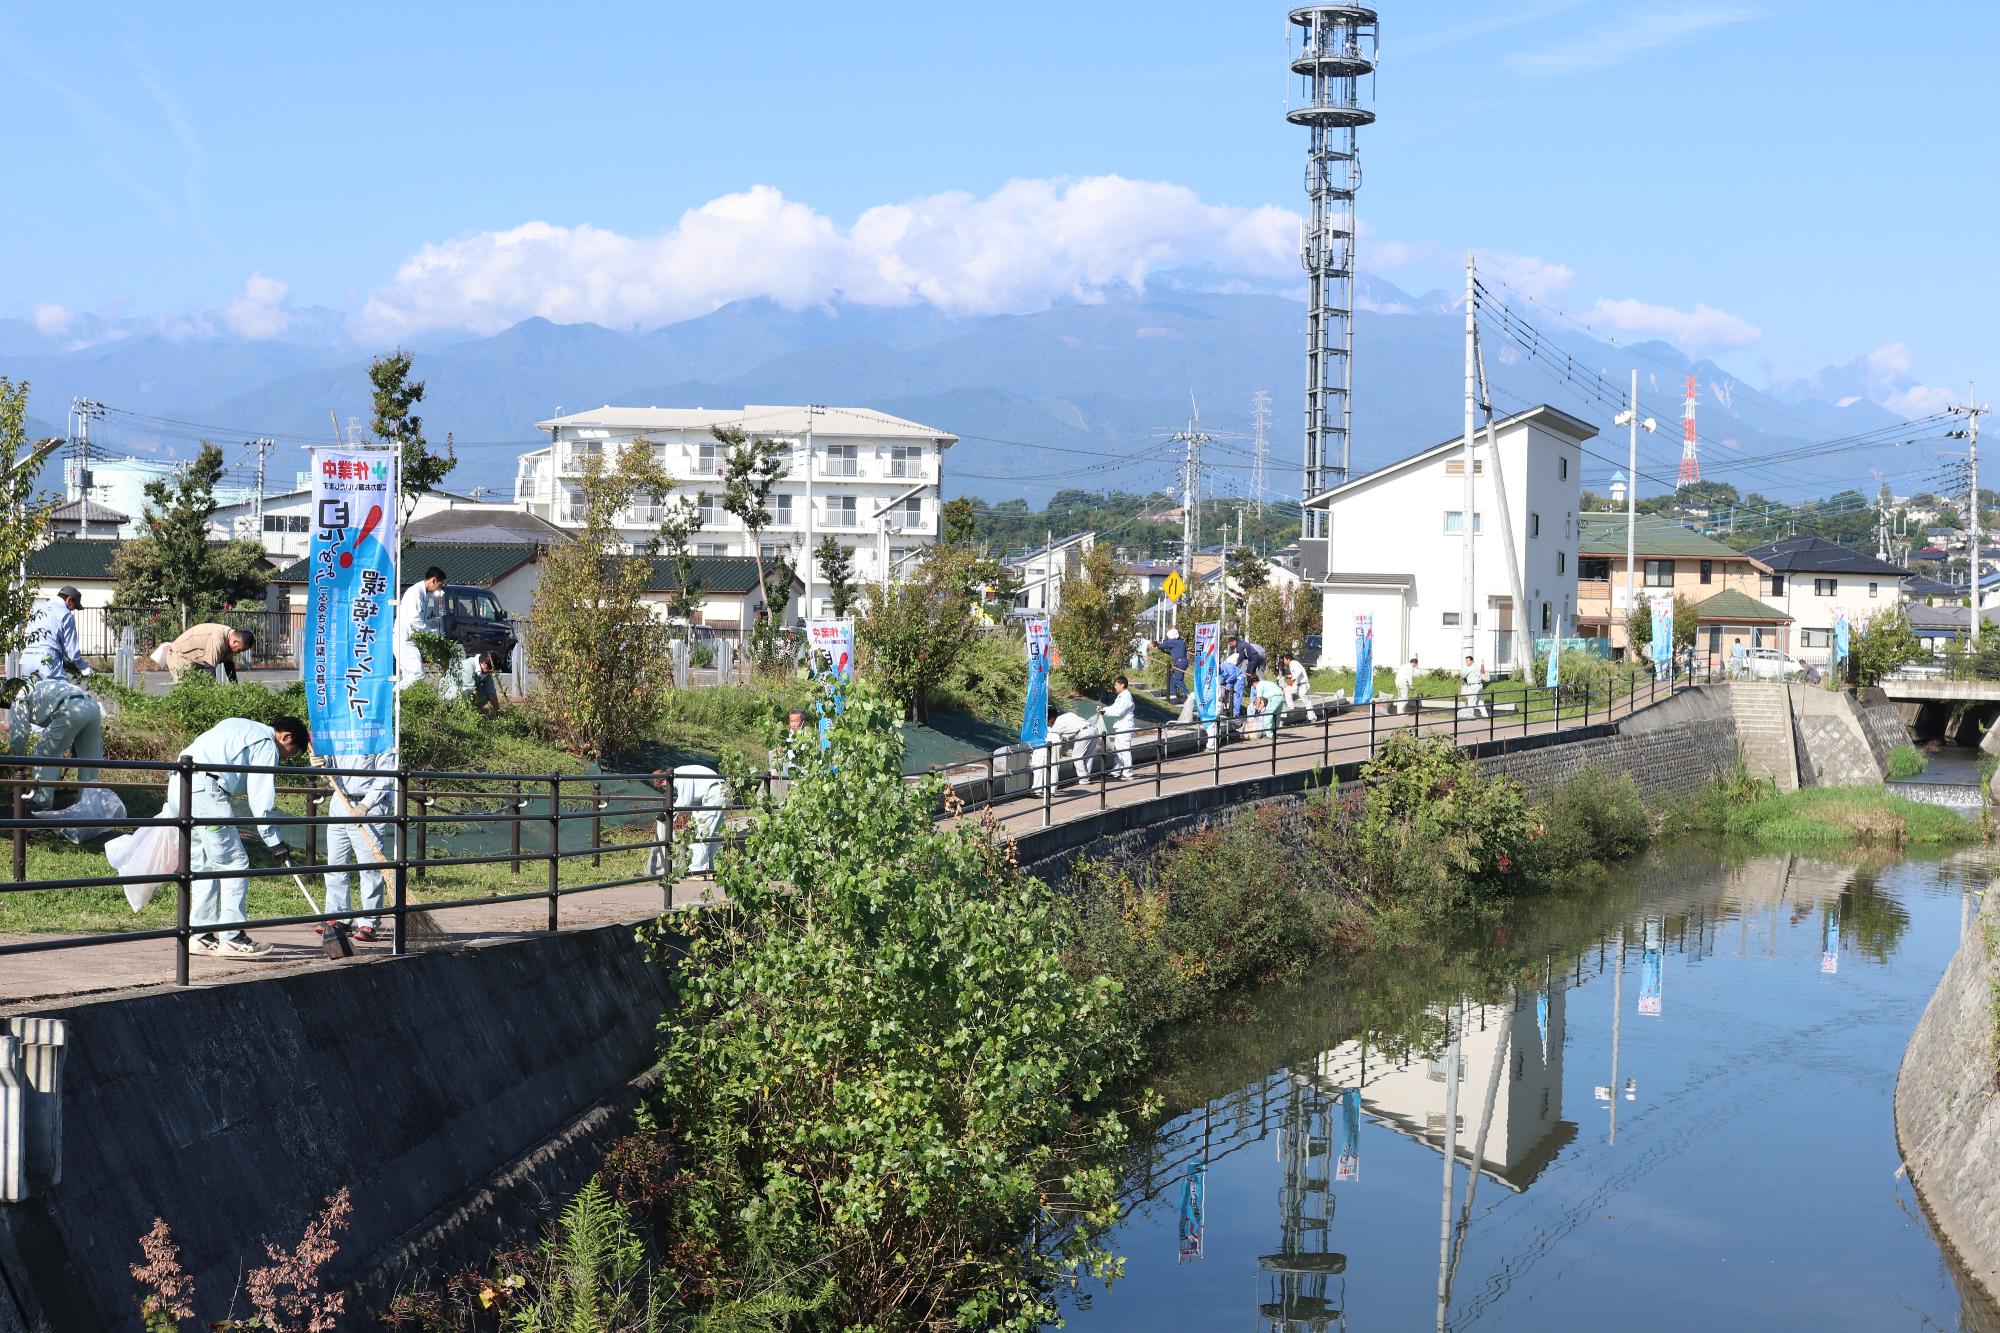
1400, 0, 1593, 56
219, 272, 292, 339
1865, 342, 1914, 377
1885, 383, 1955, 416
1477, 250, 1576, 302
31, 304, 76, 336
359, 177, 1307, 339
1506, 7, 1764, 77
1581, 297, 1762, 356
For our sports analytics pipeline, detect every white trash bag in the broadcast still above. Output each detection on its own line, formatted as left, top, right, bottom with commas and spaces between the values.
105, 822, 184, 913
33, 787, 127, 845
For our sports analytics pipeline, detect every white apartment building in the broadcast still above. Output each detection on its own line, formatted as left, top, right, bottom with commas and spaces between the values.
515, 405, 956, 621
1304, 404, 1592, 673
1743, 536, 1910, 667
208, 487, 485, 560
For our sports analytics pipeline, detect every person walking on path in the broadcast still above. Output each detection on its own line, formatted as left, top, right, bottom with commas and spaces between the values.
319, 761, 393, 941
161, 715, 310, 958
1394, 656, 1420, 715
19, 588, 89, 682
395, 567, 448, 689
1155, 630, 1188, 702
1459, 655, 1489, 719
156, 623, 252, 684
1101, 675, 1136, 780
2, 676, 104, 810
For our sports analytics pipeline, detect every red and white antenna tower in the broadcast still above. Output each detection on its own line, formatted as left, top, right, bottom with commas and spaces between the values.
1677, 374, 1701, 488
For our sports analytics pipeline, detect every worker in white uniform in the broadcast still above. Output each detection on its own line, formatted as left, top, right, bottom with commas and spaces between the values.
161, 715, 310, 957
1100, 675, 1137, 780
651, 764, 728, 875
1459, 656, 1488, 719
1394, 656, 1419, 715
320, 759, 394, 941
1050, 708, 1102, 783
1279, 651, 1312, 709
395, 566, 448, 689
2, 676, 104, 810
1247, 671, 1287, 740
19, 588, 89, 682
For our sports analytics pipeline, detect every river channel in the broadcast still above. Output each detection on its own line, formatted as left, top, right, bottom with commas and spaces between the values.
1063, 844, 1999, 1331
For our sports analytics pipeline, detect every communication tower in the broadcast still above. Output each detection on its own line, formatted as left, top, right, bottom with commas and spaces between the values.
1289, 5, 1377, 578
1251, 389, 1273, 516
1677, 375, 1701, 489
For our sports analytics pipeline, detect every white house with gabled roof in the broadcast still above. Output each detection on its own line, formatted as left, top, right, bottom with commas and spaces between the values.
1303, 404, 1593, 674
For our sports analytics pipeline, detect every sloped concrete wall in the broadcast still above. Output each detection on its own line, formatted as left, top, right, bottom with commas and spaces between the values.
0, 924, 669, 1333
1896, 885, 2000, 1307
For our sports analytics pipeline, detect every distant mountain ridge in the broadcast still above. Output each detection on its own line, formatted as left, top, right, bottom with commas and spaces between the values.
1, 276, 1935, 507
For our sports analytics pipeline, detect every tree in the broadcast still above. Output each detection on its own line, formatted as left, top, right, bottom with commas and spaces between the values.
0, 381, 61, 658
814, 536, 858, 618
1225, 545, 1269, 596
715, 425, 788, 620
657, 495, 705, 625
112, 442, 269, 631
653, 679, 1133, 1330
370, 349, 455, 517
941, 495, 980, 549
526, 445, 678, 758
1624, 593, 1699, 655
1849, 608, 1925, 686
857, 548, 981, 718
1244, 585, 1309, 661
1051, 542, 1141, 697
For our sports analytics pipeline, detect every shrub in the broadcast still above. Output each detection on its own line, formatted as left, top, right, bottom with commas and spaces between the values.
1348, 731, 1537, 915
1887, 744, 1928, 780
652, 680, 1136, 1331
928, 626, 1028, 724
1523, 767, 1651, 881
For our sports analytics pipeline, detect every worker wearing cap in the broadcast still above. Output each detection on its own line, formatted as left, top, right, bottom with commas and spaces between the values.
160, 715, 310, 957
19, 588, 89, 682
1, 676, 104, 810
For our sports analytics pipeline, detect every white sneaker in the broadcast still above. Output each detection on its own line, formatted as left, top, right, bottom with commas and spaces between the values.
190, 933, 222, 955
216, 934, 275, 958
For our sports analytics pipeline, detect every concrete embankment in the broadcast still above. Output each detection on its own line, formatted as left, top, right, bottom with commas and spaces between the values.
1896, 881, 2000, 1308
0, 923, 669, 1332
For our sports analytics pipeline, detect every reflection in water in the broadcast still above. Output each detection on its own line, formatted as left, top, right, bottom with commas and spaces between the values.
1074, 848, 2000, 1332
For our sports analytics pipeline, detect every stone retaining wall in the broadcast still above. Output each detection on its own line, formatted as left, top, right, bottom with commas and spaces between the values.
1895, 884, 2000, 1307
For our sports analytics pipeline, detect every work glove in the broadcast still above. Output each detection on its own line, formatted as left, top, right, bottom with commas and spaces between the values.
271, 844, 294, 869
77, 664, 93, 678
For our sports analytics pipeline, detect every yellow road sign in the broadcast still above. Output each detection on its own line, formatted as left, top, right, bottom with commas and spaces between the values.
1162, 570, 1186, 602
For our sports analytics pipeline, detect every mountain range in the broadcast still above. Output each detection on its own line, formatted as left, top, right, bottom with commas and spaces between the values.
3, 273, 1941, 511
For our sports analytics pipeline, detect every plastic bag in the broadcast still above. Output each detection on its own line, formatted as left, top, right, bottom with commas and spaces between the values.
33, 787, 127, 845
105, 822, 184, 912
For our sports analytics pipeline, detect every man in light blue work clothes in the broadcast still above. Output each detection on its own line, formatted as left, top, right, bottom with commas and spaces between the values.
161, 715, 310, 958
2, 676, 104, 810
19, 588, 89, 682
320, 761, 394, 942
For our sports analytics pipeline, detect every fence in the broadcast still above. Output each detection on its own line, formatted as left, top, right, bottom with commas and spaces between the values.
0, 665, 1707, 994
70, 607, 305, 668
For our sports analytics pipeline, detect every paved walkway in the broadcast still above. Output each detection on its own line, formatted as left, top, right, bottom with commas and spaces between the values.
0, 685, 1668, 1008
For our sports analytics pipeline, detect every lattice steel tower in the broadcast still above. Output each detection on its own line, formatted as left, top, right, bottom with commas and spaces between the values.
1288, 6, 1377, 578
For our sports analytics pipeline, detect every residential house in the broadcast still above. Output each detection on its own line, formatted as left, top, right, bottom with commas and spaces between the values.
1744, 535, 1910, 666
24, 539, 280, 659
44, 498, 129, 540
1304, 405, 1592, 672
273, 542, 548, 626
1008, 532, 1095, 614
1574, 514, 1788, 659
209, 487, 483, 561
514, 404, 956, 620
66, 457, 259, 541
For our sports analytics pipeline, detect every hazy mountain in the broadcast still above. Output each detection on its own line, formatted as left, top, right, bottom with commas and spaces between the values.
4, 278, 1941, 507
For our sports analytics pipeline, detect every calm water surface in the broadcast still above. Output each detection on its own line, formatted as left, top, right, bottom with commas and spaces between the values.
1065, 846, 1999, 1331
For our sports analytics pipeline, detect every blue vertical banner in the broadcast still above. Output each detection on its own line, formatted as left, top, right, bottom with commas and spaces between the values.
1822, 906, 1841, 974
1832, 605, 1850, 670
807, 618, 855, 750
1649, 595, 1674, 680
1352, 614, 1374, 704
1546, 614, 1563, 690
1336, 1087, 1361, 1182
304, 449, 397, 758
1020, 618, 1051, 745
1192, 622, 1221, 724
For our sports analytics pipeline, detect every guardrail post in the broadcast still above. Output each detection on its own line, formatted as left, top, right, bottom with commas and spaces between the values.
1270, 708, 1279, 776
1041, 745, 1053, 829
1155, 723, 1165, 798
986, 751, 996, 810
547, 773, 562, 931
392, 766, 410, 956
304, 789, 319, 868
510, 779, 523, 876
663, 786, 678, 914
174, 758, 194, 986
413, 777, 428, 882
9, 781, 22, 886
592, 788, 604, 868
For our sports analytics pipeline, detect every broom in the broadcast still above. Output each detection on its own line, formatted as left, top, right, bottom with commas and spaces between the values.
326, 775, 448, 945
288, 872, 354, 959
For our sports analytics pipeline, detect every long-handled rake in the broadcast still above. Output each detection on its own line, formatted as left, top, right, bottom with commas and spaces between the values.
288, 872, 354, 959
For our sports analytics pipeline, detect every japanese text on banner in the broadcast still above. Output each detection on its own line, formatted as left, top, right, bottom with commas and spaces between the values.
303, 450, 398, 758
1021, 619, 1051, 745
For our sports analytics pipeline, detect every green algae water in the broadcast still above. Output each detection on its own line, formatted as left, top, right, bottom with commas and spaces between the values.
1064, 845, 1999, 1331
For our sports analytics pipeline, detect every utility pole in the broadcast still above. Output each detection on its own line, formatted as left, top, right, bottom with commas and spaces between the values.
69, 399, 104, 539
1472, 321, 1530, 673
1171, 416, 1210, 626
798, 404, 822, 621
1614, 376, 1657, 657
248, 437, 276, 542
1460, 255, 1478, 664
1950, 389, 1988, 643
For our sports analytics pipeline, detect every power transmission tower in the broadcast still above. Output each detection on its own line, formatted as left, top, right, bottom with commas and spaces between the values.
1949, 390, 1988, 642
1250, 390, 1271, 516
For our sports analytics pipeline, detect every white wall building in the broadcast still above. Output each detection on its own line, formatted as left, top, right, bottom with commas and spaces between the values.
514, 405, 956, 621
1007, 532, 1095, 614
65, 457, 260, 540
1743, 536, 1910, 667
208, 487, 490, 560
1304, 405, 1592, 673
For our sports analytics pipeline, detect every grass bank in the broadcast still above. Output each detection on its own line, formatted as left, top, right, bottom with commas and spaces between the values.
1666, 765, 1983, 849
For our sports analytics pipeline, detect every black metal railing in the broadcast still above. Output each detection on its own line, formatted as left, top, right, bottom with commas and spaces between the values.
0, 665, 1710, 995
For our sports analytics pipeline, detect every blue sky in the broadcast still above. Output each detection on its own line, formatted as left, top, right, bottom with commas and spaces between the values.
4, 1, 1993, 399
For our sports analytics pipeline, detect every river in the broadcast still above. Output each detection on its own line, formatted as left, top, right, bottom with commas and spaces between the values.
1062, 845, 2000, 1331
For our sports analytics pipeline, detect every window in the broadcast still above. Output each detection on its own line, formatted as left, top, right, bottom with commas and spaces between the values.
759, 540, 788, 562
696, 441, 721, 476
1869, 581, 1880, 598
889, 545, 916, 570
1444, 458, 1484, 475
263, 514, 285, 533
1644, 559, 1675, 588
1802, 629, 1831, 648
1442, 611, 1461, 627
887, 445, 921, 479
828, 495, 857, 528
1700, 559, 1713, 584
1814, 578, 1836, 597
771, 493, 793, 526
1443, 511, 1484, 535
900, 495, 923, 528
1579, 556, 1611, 582
1769, 574, 1786, 596
1531, 513, 1541, 537
696, 542, 730, 557
1557, 551, 1567, 574
1559, 456, 1569, 481
1541, 602, 1552, 632
696, 492, 718, 526
651, 438, 672, 470
289, 515, 310, 533
823, 444, 858, 477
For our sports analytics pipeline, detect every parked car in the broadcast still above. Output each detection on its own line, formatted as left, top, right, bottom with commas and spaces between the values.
440, 584, 517, 663
1745, 647, 1809, 680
